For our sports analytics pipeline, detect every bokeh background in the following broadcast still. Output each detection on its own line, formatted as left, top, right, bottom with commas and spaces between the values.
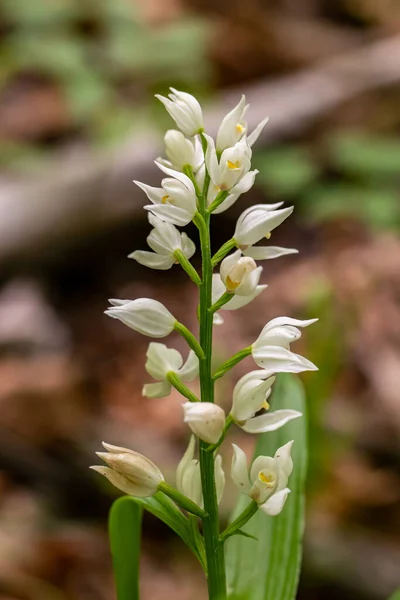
0, 0, 399, 598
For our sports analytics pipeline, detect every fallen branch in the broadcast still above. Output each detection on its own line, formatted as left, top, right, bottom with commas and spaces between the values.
1, 35, 400, 269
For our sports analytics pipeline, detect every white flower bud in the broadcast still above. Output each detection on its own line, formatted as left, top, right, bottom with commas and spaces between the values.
230, 441, 294, 516
105, 298, 176, 338
251, 316, 318, 374
176, 436, 203, 507
155, 88, 204, 137
216, 95, 249, 152
183, 402, 226, 444
91, 442, 164, 498
220, 250, 262, 296
234, 204, 294, 248
135, 164, 198, 227
143, 342, 199, 399
163, 130, 202, 171
129, 213, 195, 270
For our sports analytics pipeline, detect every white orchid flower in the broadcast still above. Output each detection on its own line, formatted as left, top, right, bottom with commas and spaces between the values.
220, 250, 262, 296
204, 135, 252, 193
143, 342, 199, 398
105, 298, 176, 338
183, 402, 226, 444
234, 203, 294, 248
129, 214, 196, 270
242, 246, 298, 261
135, 163, 197, 227
176, 436, 225, 507
158, 130, 203, 173
91, 442, 164, 498
155, 88, 204, 137
230, 370, 302, 433
231, 441, 293, 516
252, 316, 318, 373
212, 273, 267, 313
216, 94, 270, 152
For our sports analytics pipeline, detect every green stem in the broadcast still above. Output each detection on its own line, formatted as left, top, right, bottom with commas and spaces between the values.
158, 482, 205, 519
174, 249, 202, 286
213, 346, 252, 381
183, 165, 202, 198
206, 415, 234, 453
220, 501, 258, 543
197, 161, 227, 599
208, 191, 229, 214
167, 372, 199, 403
209, 291, 234, 314
211, 239, 236, 267
174, 321, 205, 360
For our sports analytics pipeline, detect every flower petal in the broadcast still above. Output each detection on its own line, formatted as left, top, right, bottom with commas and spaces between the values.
129, 250, 175, 270
243, 246, 298, 260
259, 487, 290, 516
241, 409, 302, 434
231, 443, 250, 493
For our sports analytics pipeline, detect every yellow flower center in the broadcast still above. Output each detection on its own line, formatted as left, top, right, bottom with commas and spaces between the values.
227, 160, 240, 170
226, 275, 240, 290
236, 123, 245, 134
262, 399, 270, 410
259, 472, 275, 487
161, 195, 170, 204
265, 232, 272, 239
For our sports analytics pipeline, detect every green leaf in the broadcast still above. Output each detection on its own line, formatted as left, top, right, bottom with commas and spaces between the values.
329, 132, 400, 180
226, 374, 307, 600
109, 496, 142, 600
111, 493, 206, 571
306, 184, 400, 231
388, 590, 400, 600
254, 146, 319, 197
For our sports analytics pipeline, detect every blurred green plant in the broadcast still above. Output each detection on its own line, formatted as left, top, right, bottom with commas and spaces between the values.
0, 0, 210, 165
254, 131, 400, 232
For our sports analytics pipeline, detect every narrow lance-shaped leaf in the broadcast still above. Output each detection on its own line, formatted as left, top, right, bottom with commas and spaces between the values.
109, 496, 142, 600
226, 374, 308, 600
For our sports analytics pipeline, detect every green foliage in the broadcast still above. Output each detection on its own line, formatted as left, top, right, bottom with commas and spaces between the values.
306, 184, 400, 231
109, 497, 142, 600
0, 0, 210, 164
329, 131, 400, 180
389, 590, 400, 600
109, 493, 206, 576
254, 146, 319, 197
226, 375, 307, 600
254, 130, 400, 233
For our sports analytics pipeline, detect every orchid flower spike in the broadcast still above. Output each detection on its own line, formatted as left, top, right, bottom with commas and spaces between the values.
183, 402, 226, 444
220, 250, 262, 296
105, 298, 176, 338
176, 436, 225, 507
91, 442, 164, 498
155, 88, 204, 137
135, 163, 197, 227
230, 370, 302, 434
158, 130, 203, 173
231, 441, 294, 516
251, 316, 318, 373
129, 213, 196, 271
143, 342, 199, 398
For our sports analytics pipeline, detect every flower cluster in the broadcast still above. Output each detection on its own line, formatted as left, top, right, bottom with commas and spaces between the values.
92, 89, 317, 523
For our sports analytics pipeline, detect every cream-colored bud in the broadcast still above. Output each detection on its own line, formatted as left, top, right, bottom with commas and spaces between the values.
183, 402, 226, 444
91, 442, 164, 498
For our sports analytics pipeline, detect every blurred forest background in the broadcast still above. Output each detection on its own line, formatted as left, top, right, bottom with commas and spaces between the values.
0, 0, 399, 599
